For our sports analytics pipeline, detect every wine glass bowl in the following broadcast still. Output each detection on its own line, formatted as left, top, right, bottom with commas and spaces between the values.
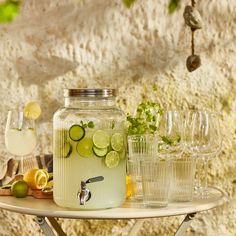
158, 110, 184, 158
5, 110, 37, 173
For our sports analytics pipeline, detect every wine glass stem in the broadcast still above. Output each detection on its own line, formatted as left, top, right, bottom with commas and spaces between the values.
20, 156, 24, 174
196, 159, 201, 189
203, 159, 208, 193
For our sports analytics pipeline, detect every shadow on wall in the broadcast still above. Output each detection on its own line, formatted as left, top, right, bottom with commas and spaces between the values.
15, 55, 78, 86
9, 0, 181, 87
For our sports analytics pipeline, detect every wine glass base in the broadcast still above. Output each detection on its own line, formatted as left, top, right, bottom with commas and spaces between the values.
194, 188, 214, 199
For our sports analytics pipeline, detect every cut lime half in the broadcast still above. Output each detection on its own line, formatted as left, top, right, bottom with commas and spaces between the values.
111, 132, 124, 152
105, 151, 120, 168
119, 149, 126, 160
76, 137, 93, 158
93, 130, 110, 149
11, 180, 29, 198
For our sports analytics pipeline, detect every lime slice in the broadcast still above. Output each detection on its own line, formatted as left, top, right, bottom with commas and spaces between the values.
119, 149, 126, 160
93, 146, 108, 157
76, 137, 94, 158
111, 132, 124, 152
105, 151, 120, 168
23, 101, 41, 120
93, 130, 110, 149
69, 125, 85, 141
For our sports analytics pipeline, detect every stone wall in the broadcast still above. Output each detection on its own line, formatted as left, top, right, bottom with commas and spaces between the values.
0, 0, 235, 235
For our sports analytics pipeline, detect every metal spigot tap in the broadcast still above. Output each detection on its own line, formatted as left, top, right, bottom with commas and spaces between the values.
77, 176, 104, 205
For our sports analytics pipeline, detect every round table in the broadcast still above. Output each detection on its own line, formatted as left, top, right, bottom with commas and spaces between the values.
0, 187, 228, 236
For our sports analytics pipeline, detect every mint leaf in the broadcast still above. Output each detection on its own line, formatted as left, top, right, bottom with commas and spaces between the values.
0, 0, 20, 23
88, 121, 95, 128
161, 135, 181, 146
161, 136, 173, 145
111, 120, 115, 129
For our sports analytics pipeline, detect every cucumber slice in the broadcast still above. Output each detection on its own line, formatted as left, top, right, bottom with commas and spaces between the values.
61, 142, 72, 158
93, 146, 108, 157
69, 125, 85, 141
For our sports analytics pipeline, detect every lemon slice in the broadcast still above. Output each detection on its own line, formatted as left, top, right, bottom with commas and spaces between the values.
46, 180, 53, 188
105, 151, 120, 168
126, 175, 134, 198
23, 168, 48, 190
41, 169, 49, 180
93, 130, 110, 149
36, 172, 48, 189
23, 101, 41, 120
76, 137, 94, 157
111, 132, 124, 152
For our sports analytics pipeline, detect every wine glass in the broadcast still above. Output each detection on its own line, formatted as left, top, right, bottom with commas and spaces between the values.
157, 110, 184, 158
5, 110, 37, 174
185, 110, 222, 197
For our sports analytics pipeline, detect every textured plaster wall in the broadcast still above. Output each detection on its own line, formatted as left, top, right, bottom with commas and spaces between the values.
0, 0, 235, 235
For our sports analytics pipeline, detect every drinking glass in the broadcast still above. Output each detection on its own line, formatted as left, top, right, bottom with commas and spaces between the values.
5, 110, 37, 173
127, 134, 156, 201
169, 153, 196, 202
140, 158, 171, 207
185, 110, 222, 197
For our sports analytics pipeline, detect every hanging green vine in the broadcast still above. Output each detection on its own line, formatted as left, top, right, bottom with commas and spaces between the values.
0, 0, 20, 23
123, 0, 181, 13
0, 0, 181, 24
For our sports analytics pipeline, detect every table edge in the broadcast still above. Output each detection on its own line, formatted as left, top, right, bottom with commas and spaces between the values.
0, 187, 229, 219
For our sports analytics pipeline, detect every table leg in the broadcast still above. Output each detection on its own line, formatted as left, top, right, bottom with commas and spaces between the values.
174, 213, 196, 236
47, 217, 66, 236
36, 216, 56, 236
128, 219, 145, 236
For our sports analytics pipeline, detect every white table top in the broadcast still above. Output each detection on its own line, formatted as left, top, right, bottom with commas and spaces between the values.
0, 187, 228, 219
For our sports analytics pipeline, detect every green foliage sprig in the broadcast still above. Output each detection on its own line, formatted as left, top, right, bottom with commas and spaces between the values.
127, 101, 163, 135
0, 0, 20, 23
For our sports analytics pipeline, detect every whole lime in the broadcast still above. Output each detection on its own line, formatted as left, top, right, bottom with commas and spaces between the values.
11, 180, 29, 198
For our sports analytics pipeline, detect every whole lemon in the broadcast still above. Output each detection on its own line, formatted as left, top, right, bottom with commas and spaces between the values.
11, 180, 29, 198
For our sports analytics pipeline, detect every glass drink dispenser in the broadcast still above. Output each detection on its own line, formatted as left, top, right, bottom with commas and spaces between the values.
53, 89, 127, 209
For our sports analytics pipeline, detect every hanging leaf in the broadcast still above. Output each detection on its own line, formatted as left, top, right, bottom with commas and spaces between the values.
122, 0, 136, 8
0, 0, 20, 23
168, 0, 181, 14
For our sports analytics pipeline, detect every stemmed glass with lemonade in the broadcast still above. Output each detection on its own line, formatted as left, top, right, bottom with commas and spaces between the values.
5, 102, 41, 174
